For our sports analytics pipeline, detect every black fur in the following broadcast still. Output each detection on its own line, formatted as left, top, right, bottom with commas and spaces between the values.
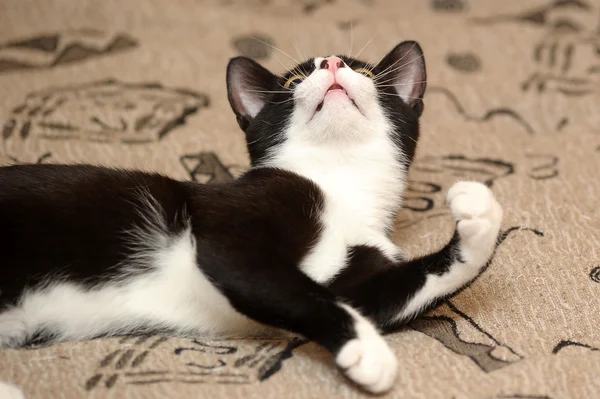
371, 41, 426, 164
330, 232, 462, 332
0, 164, 360, 351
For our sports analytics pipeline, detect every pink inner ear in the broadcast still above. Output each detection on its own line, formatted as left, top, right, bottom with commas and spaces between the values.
230, 73, 265, 119
231, 89, 247, 118
394, 60, 425, 106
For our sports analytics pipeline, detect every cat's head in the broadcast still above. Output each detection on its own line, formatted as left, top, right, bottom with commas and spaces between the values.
226, 41, 426, 166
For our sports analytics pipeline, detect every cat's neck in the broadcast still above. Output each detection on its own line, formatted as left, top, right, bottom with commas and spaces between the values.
262, 137, 407, 233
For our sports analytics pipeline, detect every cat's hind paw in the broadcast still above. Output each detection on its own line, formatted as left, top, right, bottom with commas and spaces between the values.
336, 305, 397, 394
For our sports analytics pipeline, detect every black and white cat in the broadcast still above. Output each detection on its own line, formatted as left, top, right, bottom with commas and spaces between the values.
0, 41, 503, 393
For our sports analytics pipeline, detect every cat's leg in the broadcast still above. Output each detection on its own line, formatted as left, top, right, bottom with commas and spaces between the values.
330, 181, 503, 331
203, 262, 397, 393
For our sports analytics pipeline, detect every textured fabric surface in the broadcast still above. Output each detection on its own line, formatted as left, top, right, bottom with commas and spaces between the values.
1, 0, 600, 398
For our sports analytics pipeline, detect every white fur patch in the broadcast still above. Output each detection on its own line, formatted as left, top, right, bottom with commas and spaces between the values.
0, 381, 25, 399
0, 208, 263, 347
264, 66, 406, 283
395, 181, 503, 321
336, 304, 397, 393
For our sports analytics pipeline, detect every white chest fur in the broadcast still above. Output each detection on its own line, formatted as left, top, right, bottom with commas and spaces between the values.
267, 135, 407, 283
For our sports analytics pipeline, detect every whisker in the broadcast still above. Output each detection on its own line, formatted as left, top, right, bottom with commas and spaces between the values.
375, 79, 437, 88
250, 36, 300, 66
366, 43, 397, 74
246, 90, 292, 94
371, 43, 417, 79
404, 134, 418, 145
348, 20, 354, 58
376, 58, 423, 83
374, 75, 432, 86
374, 69, 412, 85
291, 66, 309, 77
273, 51, 292, 74
376, 91, 425, 100
375, 47, 446, 83
267, 98, 296, 105
373, 42, 418, 80
350, 31, 378, 65
293, 17, 305, 61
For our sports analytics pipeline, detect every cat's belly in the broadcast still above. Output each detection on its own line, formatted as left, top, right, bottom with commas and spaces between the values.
0, 228, 266, 347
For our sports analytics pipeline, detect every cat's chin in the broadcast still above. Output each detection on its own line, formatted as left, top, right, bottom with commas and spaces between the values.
312, 94, 363, 121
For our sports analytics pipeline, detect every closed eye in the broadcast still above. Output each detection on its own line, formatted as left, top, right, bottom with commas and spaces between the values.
354, 68, 375, 79
284, 74, 305, 88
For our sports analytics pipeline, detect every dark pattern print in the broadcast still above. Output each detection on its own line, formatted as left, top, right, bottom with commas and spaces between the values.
525, 154, 560, 180
0, 29, 138, 73
403, 181, 441, 212
301, 0, 334, 14
219, 0, 333, 14
552, 339, 600, 354
556, 117, 570, 131
180, 152, 238, 183
497, 227, 545, 244
446, 52, 482, 73
338, 19, 360, 31
7, 152, 53, 165
589, 266, 600, 283
411, 313, 522, 372
3, 80, 209, 144
428, 87, 535, 134
412, 154, 515, 187
471, 0, 600, 96
232, 35, 274, 60
84, 335, 307, 390
431, 0, 468, 12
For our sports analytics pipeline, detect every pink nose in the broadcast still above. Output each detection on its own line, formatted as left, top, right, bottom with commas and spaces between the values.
319, 56, 345, 73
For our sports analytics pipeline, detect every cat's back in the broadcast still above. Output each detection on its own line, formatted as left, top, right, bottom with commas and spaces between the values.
0, 164, 191, 221
0, 163, 181, 201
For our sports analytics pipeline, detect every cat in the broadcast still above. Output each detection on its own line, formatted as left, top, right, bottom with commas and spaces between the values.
0, 41, 503, 393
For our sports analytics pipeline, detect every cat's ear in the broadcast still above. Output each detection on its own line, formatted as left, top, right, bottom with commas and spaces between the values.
227, 57, 278, 131
373, 41, 427, 116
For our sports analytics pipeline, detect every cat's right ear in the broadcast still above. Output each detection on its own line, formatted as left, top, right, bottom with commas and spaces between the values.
227, 57, 278, 131
372, 41, 427, 117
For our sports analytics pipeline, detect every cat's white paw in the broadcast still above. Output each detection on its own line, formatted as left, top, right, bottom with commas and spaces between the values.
336, 306, 397, 394
0, 381, 25, 399
447, 181, 503, 264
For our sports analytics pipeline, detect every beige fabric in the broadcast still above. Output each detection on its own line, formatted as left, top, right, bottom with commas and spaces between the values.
1, 0, 600, 398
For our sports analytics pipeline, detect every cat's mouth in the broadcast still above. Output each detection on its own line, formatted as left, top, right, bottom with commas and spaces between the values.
315, 83, 360, 114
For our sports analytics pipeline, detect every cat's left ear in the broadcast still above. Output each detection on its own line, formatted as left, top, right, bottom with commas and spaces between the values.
372, 41, 427, 116
227, 57, 278, 131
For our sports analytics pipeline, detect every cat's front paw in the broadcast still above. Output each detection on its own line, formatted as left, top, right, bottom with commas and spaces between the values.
335, 310, 397, 394
447, 181, 503, 265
